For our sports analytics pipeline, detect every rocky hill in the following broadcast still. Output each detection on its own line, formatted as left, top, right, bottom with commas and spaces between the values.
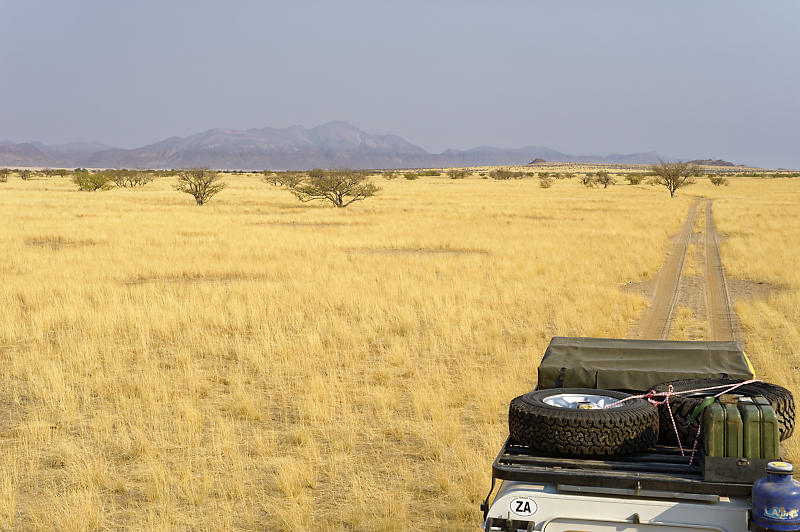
687, 159, 735, 166
1, 121, 666, 170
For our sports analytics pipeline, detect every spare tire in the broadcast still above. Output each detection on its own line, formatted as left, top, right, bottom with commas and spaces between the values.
652, 379, 795, 445
508, 388, 659, 457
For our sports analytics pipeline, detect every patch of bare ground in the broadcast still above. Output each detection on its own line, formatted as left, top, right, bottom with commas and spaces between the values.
726, 278, 785, 302
24, 236, 98, 250
248, 221, 355, 227
621, 278, 657, 300
122, 273, 266, 285
498, 214, 554, 221
347, 247, 489, 256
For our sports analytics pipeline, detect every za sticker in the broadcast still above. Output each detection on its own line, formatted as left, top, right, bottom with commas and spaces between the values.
509, 496, 537, 517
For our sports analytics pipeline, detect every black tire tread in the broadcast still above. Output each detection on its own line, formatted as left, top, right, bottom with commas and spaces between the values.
508, 388, 659, 457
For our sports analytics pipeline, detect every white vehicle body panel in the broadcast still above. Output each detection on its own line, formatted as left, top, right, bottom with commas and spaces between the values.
484, 481, 751, 532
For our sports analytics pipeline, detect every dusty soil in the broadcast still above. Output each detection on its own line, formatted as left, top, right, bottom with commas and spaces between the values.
247, 221, 357, 227
726, 278, 784, 302
347, 247, 489, 255
703, 200, 738, 340
24, 236, 98, 250
631, 199, 701, 339
627, 199, 769, 341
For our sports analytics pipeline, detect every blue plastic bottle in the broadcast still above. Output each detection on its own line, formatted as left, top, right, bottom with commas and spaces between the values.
752, 461, 800, 531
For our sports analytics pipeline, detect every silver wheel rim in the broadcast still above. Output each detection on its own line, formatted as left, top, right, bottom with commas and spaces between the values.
543, 393, 622, 409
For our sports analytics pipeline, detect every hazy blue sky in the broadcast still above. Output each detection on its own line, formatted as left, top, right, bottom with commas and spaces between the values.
2, 1, 799, 167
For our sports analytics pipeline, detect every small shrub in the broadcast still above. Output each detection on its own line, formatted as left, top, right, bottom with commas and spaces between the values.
266, 171, 304, 188
537, 172, 549, 179
403, 172, 419, 180
129, 171, 155, 187
563, 173, 576, 179
174, 168, 226, 205
263, 170, 280, 185
447, 169, 469, 179
709, 176, 729, 186
18, 169, 33, 180
580, 174, 596, 188
0, 168, 9, 182
73, 170, 113, 191
419, 169, 441, 176
538, 176, 554, 189
107, 169, 127, 187
625, 173, 645, 185
105, 169, 154, 187
382, 171, 399, 180
489, 169, 514, 180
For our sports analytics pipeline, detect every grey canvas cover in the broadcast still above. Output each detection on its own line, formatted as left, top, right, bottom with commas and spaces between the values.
537, 337, 755, 392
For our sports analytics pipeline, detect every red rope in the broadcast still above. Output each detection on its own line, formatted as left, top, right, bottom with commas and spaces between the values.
603, 379, 761, 465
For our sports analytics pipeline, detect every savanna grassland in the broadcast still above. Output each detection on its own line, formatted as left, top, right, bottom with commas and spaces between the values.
710, 178, 800, 465
0, 169, 797, 530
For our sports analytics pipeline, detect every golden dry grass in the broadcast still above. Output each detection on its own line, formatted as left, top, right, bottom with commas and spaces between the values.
707, 178, 800, 464
0, 171, 796, 529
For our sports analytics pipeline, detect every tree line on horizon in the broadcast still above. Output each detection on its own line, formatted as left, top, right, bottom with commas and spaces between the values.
1, 164, 799, 206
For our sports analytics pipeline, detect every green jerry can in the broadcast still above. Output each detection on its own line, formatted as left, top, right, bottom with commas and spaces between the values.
702, 395, 780, 459
738, 395, 780, 460
703, 395, 743, 458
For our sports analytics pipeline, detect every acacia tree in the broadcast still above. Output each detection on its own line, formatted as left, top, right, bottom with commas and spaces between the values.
0, 168, 10, 182
72, 170, 113, 191
174, 168, 226, 205
290, 169, 379, 208
127, 170, 154, 187
594, 171, 615, 188
18, 169, 33, 180
650, 161, 699, 197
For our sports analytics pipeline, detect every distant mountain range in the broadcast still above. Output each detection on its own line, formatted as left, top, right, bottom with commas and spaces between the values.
0, 121, 672, 170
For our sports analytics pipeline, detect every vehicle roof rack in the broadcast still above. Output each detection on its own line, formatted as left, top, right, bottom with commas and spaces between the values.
492, 437, 753, 497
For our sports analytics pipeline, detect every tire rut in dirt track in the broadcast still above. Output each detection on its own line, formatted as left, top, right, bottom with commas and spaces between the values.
634, 199, 701, 340
631, 198, 738, 342
704, 200, 739, 341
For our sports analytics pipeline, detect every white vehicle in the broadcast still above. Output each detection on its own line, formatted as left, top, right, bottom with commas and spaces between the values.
480, 338, 798, 532
481, 437, 752, 531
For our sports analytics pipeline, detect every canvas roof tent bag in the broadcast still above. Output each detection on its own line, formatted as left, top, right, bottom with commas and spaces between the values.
537, 337, 755, 392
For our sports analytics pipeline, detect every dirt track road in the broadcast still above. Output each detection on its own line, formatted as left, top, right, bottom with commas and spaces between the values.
703, 200, 738, 341
633, 198, 738, 341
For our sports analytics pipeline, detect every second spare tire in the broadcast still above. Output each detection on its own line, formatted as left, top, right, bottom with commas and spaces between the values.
652, 378, 795, 445
509, 388, 659, 457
